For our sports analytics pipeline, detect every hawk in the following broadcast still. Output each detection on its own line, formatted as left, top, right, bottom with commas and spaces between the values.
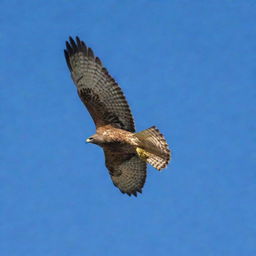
64, 36, 171, 196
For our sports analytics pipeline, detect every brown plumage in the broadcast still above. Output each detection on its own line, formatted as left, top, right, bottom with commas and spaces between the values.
64, 36, 171, 196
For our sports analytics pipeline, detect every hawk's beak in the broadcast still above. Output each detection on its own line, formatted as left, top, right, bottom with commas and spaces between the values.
86, 138, 90, 143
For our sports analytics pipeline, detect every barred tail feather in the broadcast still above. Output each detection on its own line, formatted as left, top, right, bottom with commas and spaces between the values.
134, 126, 171, 170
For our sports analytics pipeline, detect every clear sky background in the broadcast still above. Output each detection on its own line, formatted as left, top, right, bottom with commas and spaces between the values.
1, 1, 255, 255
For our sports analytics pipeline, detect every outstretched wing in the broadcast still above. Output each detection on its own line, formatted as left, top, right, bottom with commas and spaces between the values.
104, 150, 147, 196
64, 36, 135, 132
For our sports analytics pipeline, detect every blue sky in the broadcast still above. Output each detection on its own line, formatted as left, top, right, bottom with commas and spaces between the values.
1, 0, 255, 255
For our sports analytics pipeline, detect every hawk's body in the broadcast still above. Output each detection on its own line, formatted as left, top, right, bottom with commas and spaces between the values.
64, 37, 171, 196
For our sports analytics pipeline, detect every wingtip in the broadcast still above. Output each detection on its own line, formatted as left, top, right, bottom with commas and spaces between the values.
65, 36, 91, 59
64, 49, 72, 71
65, 41, 72, 51
123, 189, 143, 197
88, 47, 94, 58
95, 56, 102, 66
120, 189, 141, 197
76, 36, 82, 48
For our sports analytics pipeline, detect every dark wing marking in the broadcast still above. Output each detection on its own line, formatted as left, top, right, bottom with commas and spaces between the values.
104, 150, 147, 196
64, 36, 135, 132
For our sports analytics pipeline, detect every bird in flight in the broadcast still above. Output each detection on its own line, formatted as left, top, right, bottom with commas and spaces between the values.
64, 36, 171, 196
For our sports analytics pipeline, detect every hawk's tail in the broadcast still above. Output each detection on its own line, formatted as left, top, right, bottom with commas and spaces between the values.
134, 126, 171, 170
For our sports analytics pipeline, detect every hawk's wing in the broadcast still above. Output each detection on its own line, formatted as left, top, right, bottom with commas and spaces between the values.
64, 36, 135, 132
104, 150, 147, 196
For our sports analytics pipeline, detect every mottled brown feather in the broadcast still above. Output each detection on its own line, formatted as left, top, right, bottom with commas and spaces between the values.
104, 151, 147, 196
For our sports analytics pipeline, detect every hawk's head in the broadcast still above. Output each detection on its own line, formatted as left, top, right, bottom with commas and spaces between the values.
86, 134, 105, 145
